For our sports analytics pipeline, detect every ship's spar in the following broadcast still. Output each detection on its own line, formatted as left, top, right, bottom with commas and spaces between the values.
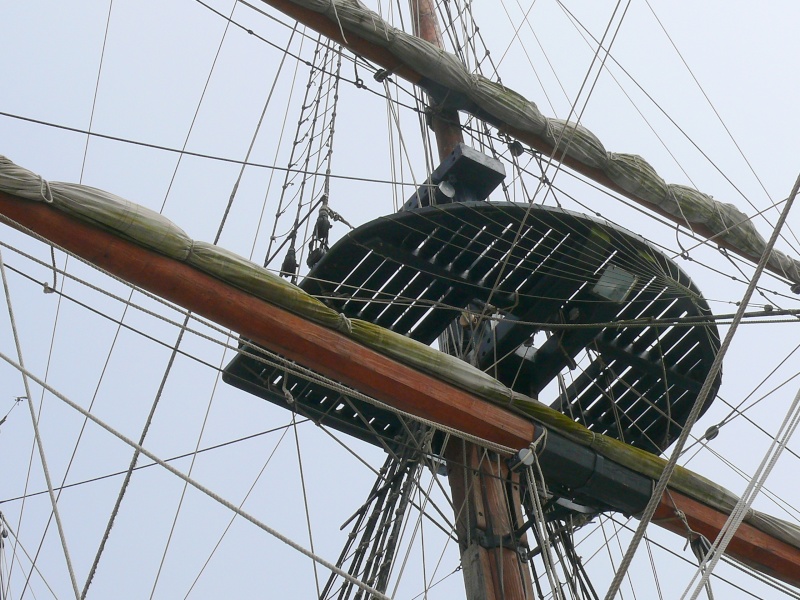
3, 167, 800, 592
258, 0, 800, 290
407, 2, 533, 597
242, 1, 800, 595
2, 1, 800, 598
3, 161, 800, 593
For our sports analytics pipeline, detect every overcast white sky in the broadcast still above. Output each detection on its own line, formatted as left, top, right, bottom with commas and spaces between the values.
2, 1, 800, 598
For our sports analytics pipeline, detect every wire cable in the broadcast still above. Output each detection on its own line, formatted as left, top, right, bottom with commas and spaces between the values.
0, 351, 394, 600
0, 250, 80, 599
604, 170, 800, 599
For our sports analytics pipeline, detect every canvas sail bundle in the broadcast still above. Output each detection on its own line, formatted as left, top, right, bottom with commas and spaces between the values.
2, 153, 799, 553
284, 0, 800, 285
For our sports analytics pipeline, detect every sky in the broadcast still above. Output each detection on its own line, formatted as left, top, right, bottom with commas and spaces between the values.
2, 1, 800, 598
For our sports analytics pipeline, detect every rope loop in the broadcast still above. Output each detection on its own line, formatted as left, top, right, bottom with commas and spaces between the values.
674, 223, 692, 261
281, 369, 294, 405
38, 175, 54, 203
530, 427, 547, 454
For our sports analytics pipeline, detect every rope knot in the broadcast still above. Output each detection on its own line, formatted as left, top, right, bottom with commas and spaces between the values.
336, 312, 353, 335
530, 427, 547, 454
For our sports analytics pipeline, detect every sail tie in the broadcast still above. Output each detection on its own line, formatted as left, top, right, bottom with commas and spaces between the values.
336, 312, 353, 335
37, 173, 54, 203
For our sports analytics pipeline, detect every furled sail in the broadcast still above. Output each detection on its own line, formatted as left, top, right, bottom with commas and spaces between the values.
265, 0, 800, 286
2, 154, 800, 572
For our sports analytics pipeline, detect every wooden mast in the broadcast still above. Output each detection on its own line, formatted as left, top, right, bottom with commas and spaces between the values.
3, 190, 800, 587
255, 0, 799, 288
407, 2, 534, 598
408, 0, 463, 161
2, 6, 800, 596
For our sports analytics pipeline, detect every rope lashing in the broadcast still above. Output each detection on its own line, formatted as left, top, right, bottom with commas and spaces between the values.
281, 368, 295, 405
336, 312, 353, 335
38, 174, 54, 203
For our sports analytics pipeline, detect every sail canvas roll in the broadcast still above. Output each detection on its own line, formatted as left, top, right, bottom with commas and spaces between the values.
1, 153, 799, 557
278, 0, 800, 286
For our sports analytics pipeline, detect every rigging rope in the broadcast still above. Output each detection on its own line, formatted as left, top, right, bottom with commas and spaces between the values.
0, 211, 515, 456
524, 435, 566, 600
182, 422, 294, 598
269, 36, 343, 279
0, 352, 394, 600
604, 170, 800, 599
684, 382, 800, 599
642, 0, 800, 255
82, 3, 247, 592
291, 411, 322, 597
0, 512, 61, 599
556, 0, 800, 261
0, 250, 81, 599
10, 0, 117, 585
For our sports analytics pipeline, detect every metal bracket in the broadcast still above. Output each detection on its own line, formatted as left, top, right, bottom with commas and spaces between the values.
471, 527, 529, 558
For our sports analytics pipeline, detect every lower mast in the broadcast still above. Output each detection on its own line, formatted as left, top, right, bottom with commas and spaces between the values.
408, 1, 535, 597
